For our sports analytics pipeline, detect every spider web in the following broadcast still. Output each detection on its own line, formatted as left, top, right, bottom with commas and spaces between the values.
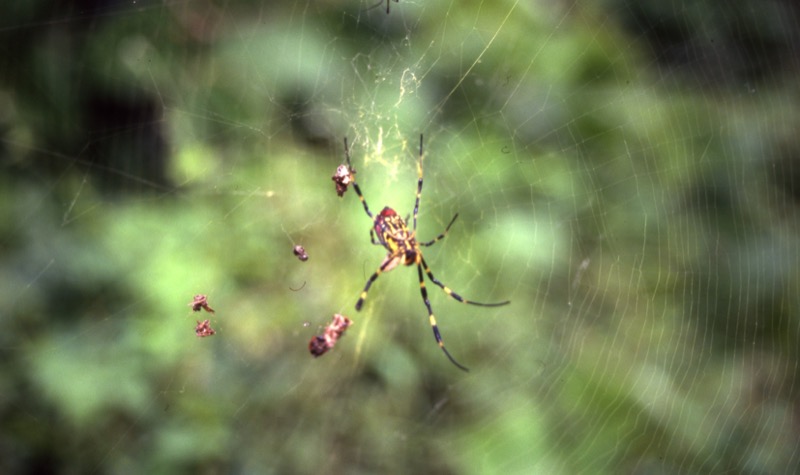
2, 0, 800, 473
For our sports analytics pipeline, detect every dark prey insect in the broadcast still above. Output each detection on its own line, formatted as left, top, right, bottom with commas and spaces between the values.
344, 135, 510, 371
384, 0, 399, 14
195, 319, 216, 338
309, 314, 353, 357
189, 294, 215, 313
332, 163, 355, 197
369, 0, 399, 14
293, 245, 309, 262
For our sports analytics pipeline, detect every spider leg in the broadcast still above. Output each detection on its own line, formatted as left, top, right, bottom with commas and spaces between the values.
420, 255, 511, 307
412, 134, 423, 231
370, 229, 383, 246
355, 253, 401, 311
419, 213, 458, 247
352, 181, 373, 219
344, 137, 374, 219
417, 262, 469, 371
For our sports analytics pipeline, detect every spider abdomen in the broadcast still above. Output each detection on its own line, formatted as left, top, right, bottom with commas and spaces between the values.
374, 206, 416, 256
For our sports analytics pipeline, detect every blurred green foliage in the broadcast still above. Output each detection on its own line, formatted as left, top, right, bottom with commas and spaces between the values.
2, 0, 800, 474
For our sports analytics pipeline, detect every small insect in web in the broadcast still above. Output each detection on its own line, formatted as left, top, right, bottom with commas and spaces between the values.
309, 314, 353, 357
344, 135, 510, 371
189, 294, 215, 313
366, 0, 399, 14
293, 244, 309, 262
383, 0, 399, 14
332, 163, 356, 197
195, 319, 216, 338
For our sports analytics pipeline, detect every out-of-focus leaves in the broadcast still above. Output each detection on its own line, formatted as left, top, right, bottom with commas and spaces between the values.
2, 1, 800, 474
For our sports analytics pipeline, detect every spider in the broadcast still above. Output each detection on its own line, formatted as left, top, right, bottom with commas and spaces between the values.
344, 135, 510, 371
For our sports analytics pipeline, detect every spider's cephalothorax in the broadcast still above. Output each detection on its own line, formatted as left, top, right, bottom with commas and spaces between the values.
343, 135, 510, 371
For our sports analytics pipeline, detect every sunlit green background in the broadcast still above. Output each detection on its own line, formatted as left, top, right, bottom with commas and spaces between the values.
2, 0, 799, 473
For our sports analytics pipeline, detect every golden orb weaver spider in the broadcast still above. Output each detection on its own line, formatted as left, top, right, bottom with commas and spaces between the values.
344, 135, 510, 371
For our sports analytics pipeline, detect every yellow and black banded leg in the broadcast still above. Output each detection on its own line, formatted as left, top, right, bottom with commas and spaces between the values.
344, 137, 374, 219
420, 255, 511, 307
419, 213, 458, 247
355, 254, 399, 311
412, 134, 424, 231
351, 181, 373, 220
417, 263, 469, 371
